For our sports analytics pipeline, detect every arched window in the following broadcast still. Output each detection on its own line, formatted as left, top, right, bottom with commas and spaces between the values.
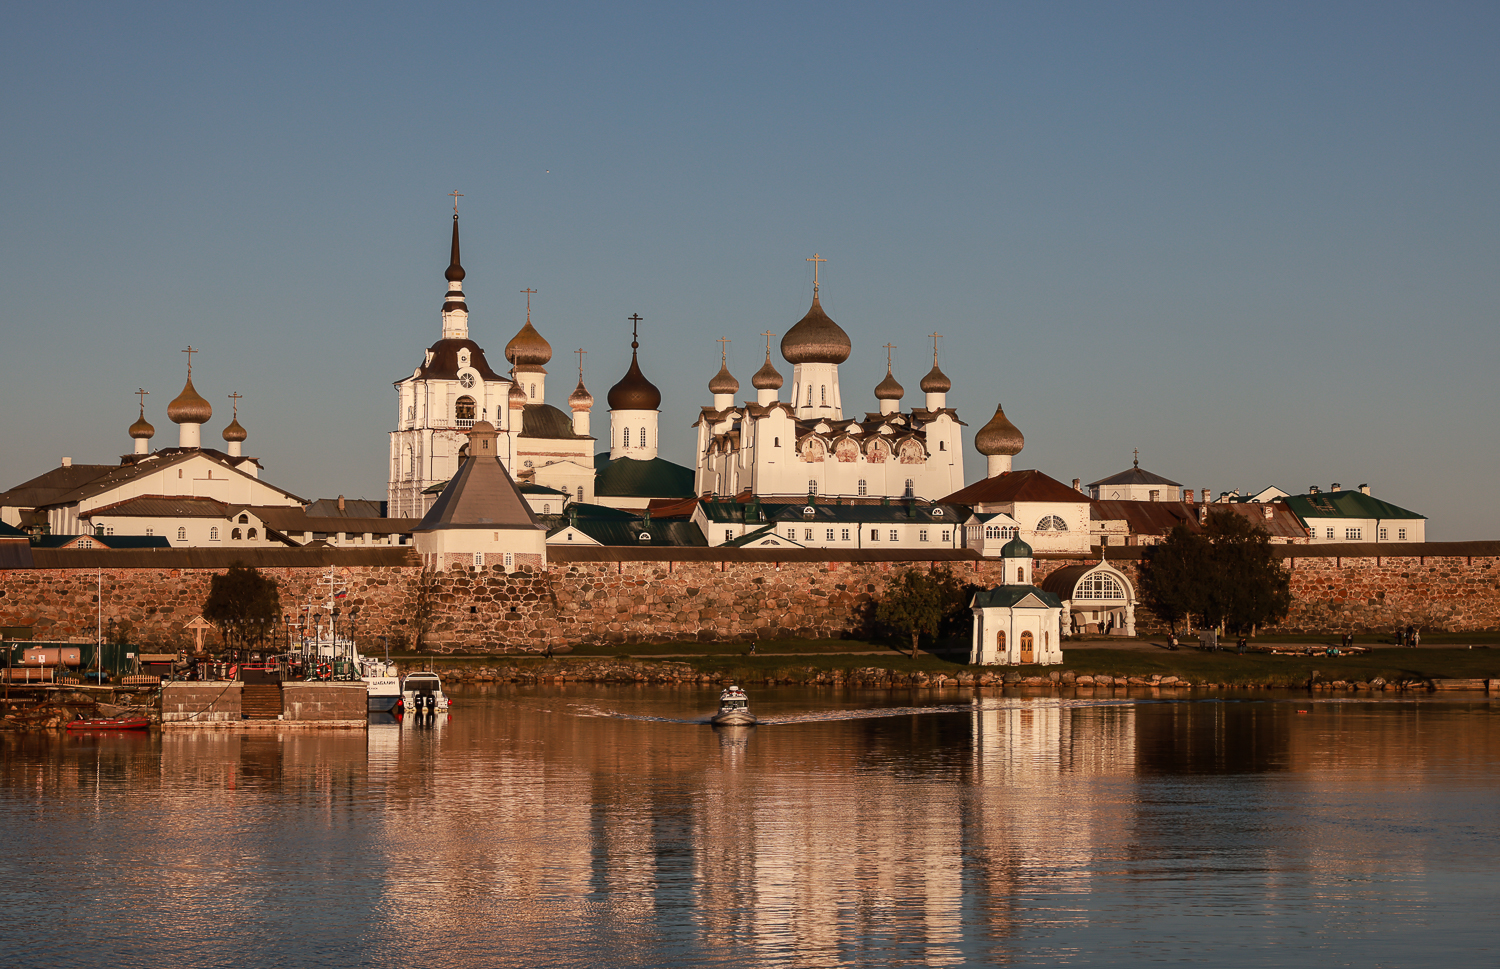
640, 427, 647, 448
638, 531, 650, 542
1017, 567, 1025, 583
820, 385, 827, 404
774, 437, 780, 447
997, 630, 1006, 652
1036, 515, 1068, 532
985, 525, 1000, 540
623, 427, 631, 447
530, 383, 536, 399
542, 504, 551, 515
210, 527, 220, 541
231, 528, 242, 540
455, 396, 477, 428
177, 527, 186, 541
807, 386, 813, 406
1075, 571, 1126, 600
247, 528, 258, 539
238, 514, 249, 524
576, 485, 584, 501
858, 479, 867, 496
939, 441, 946, 451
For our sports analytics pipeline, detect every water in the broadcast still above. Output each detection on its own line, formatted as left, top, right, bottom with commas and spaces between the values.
2, 686, 1497, 968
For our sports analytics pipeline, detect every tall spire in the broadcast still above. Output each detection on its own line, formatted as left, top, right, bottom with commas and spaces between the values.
441, 195, 469, 340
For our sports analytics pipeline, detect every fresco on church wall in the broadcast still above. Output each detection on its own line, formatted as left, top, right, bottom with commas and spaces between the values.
800, 439, 826, 463
899, 440, 924, 464
867, 441, 888, 463
835, 440, 859, 463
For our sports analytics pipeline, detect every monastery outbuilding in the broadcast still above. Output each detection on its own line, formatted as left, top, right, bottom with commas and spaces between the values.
968, 538, 1065, 665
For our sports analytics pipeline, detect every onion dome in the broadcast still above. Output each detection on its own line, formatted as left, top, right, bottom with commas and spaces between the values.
167, 375, 212, 425
975, 403, 1024, 456
505, 320, 552, 370
222, 417, 247, 443
444, 215, 465, 283
751, 353, 783, 390
780, 295, 852, 365
709, 361, 739, 396
919, 363, 951, 394
568, 378, 594, 412
1000, 535, 1033, 559
874, 368, 904, 401
128, 406, 154, 440
608, 348, 662, 411
508, 381, 528, 409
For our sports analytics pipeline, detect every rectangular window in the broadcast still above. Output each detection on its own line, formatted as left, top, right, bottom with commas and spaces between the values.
1379, 528, 1388, 541
889, 530, 898, 542
473, 552, 484, 567
1346, 528, 1361, 541
786, 528, 796, 539
504, 552, 514, 570
145, 528, 152, 536
942, 530, 950, 541
725, 530, 733, 543
1398, 528, 1407, 540
919, 529, 928, 541
841, 528, 850, 541
870, 529, 879, 541
1325, 527, 1335, 539
825, 529, 834, 541
804, 529, 813, 541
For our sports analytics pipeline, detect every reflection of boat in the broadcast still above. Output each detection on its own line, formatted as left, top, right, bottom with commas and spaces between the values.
402, 672, 450, 714
67, 716, 149, 731
710, 685, 756, 726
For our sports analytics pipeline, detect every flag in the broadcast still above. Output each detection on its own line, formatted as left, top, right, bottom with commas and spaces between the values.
334, 590, 348, 599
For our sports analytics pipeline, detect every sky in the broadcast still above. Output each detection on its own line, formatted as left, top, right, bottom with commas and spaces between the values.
2, 2, 1497, 540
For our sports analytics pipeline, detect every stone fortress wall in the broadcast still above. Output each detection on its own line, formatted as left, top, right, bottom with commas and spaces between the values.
1, 543, 1497, 653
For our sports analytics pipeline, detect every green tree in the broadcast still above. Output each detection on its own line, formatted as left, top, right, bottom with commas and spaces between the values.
1204, 509, 1292, 635
1141, 523, 1213, 632
876, 567, 947, 657
202, 563, 282, 652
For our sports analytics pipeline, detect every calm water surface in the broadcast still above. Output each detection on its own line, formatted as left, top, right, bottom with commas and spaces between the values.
1, 686, 1497, 968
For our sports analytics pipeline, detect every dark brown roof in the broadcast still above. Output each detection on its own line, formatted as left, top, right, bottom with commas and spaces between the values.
445, 215, 465, 283
919, 363, 951, 394
81, 495, 230, 519
607, 351, 662, 410
31, 451, 305, 509
0, 464, 118, 510
781, 295, 852, 365
1039, 563, 1120, 599
709, 362, 739, 396
751, 354, 783, 390
256, 507, 420, 535
409, 338, 506, 383
1090, 500, 1308, 540
941, 469, 1086, 506
505, 320, 552, 369
414, 424, 547, 533
550, 546, 979, 564
874, 369, 903, 400
1089, 465, 1182, 488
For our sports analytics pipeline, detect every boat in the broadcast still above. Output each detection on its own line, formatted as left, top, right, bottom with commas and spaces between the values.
402, 671, 450, 715
68, 716, 150, 731
290, 630, 402, 712
710, 685, 756, 726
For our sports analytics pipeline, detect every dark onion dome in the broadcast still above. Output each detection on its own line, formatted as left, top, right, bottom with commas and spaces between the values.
568, 378, 594, 411
780, 295, 851, 365
975, 403, 1024, 456
874, 368, 904, 400
1000, 535, 1033, 558
919, 363, 951, 394
444, 215, 465, 283
751, 353, 783, 390
128, 407, 154, 440
608, 350, 662, 410
167, 375, 213, 425
708, 361, 739, 396
505, 320, 552, 369
221, 417, 247, 443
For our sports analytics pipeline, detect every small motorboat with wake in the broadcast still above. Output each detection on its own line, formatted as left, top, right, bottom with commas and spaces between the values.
402, 671, 449, 715
710, 685, 756, 726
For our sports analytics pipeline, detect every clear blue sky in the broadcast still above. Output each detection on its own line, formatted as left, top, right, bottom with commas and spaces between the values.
2, 2, 1496, 539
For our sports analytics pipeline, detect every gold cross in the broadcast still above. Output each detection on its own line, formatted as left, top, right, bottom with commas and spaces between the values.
575, 348, 586, 379
806, 253, 827, 294
761, 330, 776, 355
521, 287, 537, 322
1134, 448, 1139, 468
228, 392, 242, 419
717, 336, 730, 365
929, 331, 943, 362
883, 342, 896, 369
182, 345, 197, 376
448, 190, 463, 216
628, 313, 643, 348
135, 388, 149, 409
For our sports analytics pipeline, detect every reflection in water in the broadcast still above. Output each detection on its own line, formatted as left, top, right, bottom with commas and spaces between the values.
1, 689, 1497, 968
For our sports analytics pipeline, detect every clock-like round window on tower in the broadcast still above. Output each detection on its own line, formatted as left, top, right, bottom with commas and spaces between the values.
459, 373, 476, 389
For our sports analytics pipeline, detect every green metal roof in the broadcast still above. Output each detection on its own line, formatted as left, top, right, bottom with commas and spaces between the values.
722, 524, 801, 547
971, 586, 1063, 609
569, 519, 708, 547
593, 453, 696, 499
1283, 491, 1424, 522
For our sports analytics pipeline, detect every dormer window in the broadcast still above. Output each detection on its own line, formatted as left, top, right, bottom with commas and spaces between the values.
933, 508, 943, 517
803, 506, 815, 518
638, 532, 650, 542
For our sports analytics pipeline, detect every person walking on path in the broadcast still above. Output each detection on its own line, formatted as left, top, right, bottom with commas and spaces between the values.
1237, 636, 1247, 655
1411, 628, 1421, 649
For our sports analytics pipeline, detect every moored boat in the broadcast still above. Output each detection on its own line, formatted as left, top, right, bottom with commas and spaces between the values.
710, 685, 756, 726
402, 671, 449, 715
68, 716, 150, 731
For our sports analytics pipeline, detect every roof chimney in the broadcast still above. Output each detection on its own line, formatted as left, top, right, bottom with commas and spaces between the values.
337, 495, 345, 512
1198, 503, 1208, 525
1201, 488, 1209, 504
61, 457, 72, 468
1309, 485, 1320, 495
1263, 504, 1273, 520
1331, 482, 1341, 492
1185, 490, 1195, 505
1072, 478, 1081, 492
1360, 483, 1371, 495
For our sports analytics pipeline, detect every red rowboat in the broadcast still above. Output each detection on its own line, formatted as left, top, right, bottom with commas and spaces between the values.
67, 717, 150, 731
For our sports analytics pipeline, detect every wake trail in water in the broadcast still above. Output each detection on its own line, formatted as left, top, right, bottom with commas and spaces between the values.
566, 695, 1142, 725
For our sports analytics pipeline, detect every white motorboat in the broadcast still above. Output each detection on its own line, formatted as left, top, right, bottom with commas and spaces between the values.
402, 671, 450, 715
710, 685, 756, 726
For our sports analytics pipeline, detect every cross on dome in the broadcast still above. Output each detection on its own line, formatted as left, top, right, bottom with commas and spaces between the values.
228, 392, 242, 417
806, 253, 827, 295
717, 336, 730, 365
182, 345, 197, 376
883, 342, 896, 369
575, 347, 586, 378
929, 332, 943, 362
521, 287, 537, 322
136, 388, 148, 408
448, 189, 463, 216
628, 313, 643, 349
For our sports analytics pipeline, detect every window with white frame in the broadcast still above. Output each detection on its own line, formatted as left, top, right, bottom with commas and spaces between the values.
858, 479, 867, 496
145, 528, 153, 536
804, 529, 813, 541
786, 528, 796, 539
1326, 527, 1335, 539
623, 427, 631, 447
870, 529, 879, 541
640, 427, 647, 447
808, 480, 817, 495
841, 528, 850, 541
504, 552, 514, 569
1398, 528, 1407, 540
177, 527, 186, 541
904, 479, 914, 497
919, 529, 928, 541
941, 529, 950, 541
1074, 571, 1126, 600
889, 529, 898, 542
725, 530, 733, 543
1036, 515, 1068, 531
210, 527, 219, 541
77, 538, 93, 549
1346, 528, 1361, 540
826, 528, 835, 541
1379, 527, 1388, 541
473, 552, 483, 567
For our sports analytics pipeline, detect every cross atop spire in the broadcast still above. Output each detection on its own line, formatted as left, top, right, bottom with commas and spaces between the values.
448, 189, 463, 217
717, 336, 730, 365
929, 331, 943, 363
883, 342, 896, 369
575, 348, 586, 378
628, 313, 643, 349
521, 287, 537, 323
228, 392, 242, 418
1133, 448, 1139, 468
761, 330, 776, 355
806, 253, 827, 296
182, 345, 197, 376
136, 388, 149, 408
